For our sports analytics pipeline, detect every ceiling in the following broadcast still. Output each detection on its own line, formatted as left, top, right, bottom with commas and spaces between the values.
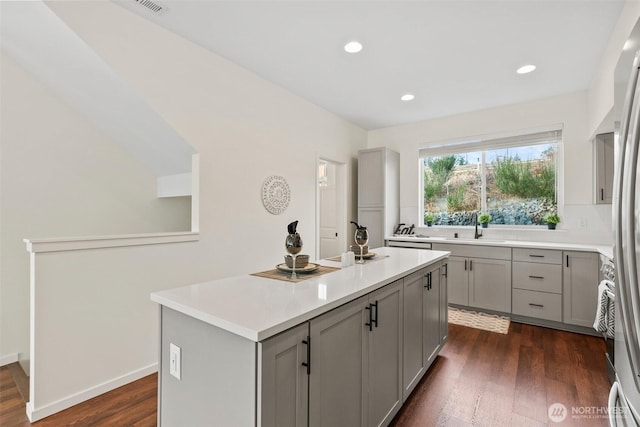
115, 0, 625, 130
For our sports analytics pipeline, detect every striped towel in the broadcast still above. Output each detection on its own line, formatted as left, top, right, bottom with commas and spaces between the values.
594, 279, 615, 339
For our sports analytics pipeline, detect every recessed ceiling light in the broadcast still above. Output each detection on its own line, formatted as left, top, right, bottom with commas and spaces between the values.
517, 64, 536, 74
401, 94, 415, 101
344, 41, 363, 53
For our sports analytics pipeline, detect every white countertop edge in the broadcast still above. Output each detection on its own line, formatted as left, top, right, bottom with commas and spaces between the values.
151, 250, 450, 342
386, 235, 613, 257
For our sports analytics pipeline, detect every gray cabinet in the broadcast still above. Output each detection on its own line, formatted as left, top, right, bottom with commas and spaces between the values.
424, 262, 444, 367
446, 256, 468, 305
563, 251, 599, 327
357, 148, 399, 249
309, 280, 403, 427
402, 269, 426, 400
512, 248, 562, 322
469, 257, 512, 312
594, 132, 614, 204
261, 323, 310, 427
433, 243, 511, 313
368, 281, 403, 427
402, 261, 448, 402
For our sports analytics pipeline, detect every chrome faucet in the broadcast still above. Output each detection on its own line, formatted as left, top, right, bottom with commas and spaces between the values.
472, 212, 483, 239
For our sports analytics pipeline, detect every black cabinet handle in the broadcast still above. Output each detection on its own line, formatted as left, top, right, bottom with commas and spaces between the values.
528, 303, 544, 308
464, 260, 467, 271
424, 272, 432, 290
529, 275, 545, 280
469, 260, 473, 271
301, 336, 311, 375
601, 188, 605, 201
566, 255, 569, 268
529, 254, 544, 258
372, 301, 379, 328
443, 264, 448, 278
365, 305, 373, 331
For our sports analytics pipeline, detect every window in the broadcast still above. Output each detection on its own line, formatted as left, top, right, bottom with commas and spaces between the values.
420, 129, 560, 226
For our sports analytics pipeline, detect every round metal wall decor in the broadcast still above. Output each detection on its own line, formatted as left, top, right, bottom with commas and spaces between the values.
262, 175, 291, 215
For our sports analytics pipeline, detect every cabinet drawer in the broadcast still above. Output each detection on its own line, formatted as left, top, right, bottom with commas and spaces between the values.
431, 243, 511, 260
512, 289, 562, 322
513, 248, 562, 264
512, 262, 562, 294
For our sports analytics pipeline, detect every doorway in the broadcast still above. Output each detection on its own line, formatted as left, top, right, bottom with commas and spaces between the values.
317, 159, 346, 259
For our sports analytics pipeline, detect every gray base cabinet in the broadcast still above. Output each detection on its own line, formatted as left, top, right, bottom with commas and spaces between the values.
432, 244, 511, 313
446, 256, 468, 305
563, 251, 599, 327
402, 261, 448, 402
261, 323, 309, 427
309, 280, 403, 427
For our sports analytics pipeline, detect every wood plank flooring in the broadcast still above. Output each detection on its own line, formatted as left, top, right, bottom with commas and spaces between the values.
391, 322, 610, 426
0, 322, 610, 426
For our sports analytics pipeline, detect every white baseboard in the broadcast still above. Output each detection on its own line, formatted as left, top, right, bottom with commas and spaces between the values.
26, 363, 158, 423
0, 353, 19, 366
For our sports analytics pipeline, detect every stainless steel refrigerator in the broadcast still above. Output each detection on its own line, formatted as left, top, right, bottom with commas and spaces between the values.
610, 42, 640, 426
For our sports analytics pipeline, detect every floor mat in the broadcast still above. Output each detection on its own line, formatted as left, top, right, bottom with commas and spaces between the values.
448, 306, 510, 334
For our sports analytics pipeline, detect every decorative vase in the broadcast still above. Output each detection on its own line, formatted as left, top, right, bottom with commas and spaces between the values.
285, 221, 303, 279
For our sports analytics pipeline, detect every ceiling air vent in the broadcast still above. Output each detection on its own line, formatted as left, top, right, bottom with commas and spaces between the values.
133, 0, 167, 15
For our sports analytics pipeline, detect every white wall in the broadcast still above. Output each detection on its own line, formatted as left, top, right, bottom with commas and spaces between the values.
587, 1, 640, 136
367, 91, 613, 244
12, 1, 366, 420
0, 52, 192, 372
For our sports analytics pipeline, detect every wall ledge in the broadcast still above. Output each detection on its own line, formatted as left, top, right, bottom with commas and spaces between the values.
24, 231, 199, 253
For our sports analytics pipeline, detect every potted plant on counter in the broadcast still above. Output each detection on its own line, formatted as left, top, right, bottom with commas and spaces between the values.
478, 213, 491, 228
425, 212, 435, 227
544, 213, 560, 230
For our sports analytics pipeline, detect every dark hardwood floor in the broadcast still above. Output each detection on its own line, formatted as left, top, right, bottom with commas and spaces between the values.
0, 322, 610, 426
391, 322, 610, 426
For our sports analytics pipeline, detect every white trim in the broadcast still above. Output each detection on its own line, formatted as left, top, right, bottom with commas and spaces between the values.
24, 231, 199, 253
26, 363, 158, 422
0, 353, 18, 366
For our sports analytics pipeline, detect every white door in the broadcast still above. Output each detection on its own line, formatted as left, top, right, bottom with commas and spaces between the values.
319, 162, 339, 259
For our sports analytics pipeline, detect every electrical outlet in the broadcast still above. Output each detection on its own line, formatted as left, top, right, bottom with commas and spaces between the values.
169, 343, 181, 380
579, 217, 588, 229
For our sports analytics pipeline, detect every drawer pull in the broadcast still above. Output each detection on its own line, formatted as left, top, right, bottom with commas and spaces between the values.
528, 303, 544, 308
528, 275, 545, 280
529, 255, 545, 258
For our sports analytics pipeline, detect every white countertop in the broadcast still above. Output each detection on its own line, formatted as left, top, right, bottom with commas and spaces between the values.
386, 235, 613, 260
151, 247, 449, 342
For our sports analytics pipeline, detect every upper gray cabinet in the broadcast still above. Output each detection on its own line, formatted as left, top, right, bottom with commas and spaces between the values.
594, 132, 614, 204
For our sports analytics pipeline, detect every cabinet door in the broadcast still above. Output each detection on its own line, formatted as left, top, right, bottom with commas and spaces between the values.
357, 208, 384, 250
402, 269, 425, 401
469, 258, 512, 312
440, 263, 449, 345
368, 280, 403, 427
358, 148, 385, 207
261, 323, 309, 427
423, 265, 441, 368
447, 256, 469, 306
309, 295, 369, 427
563, 251, 599, 327
595, 132, 614, 204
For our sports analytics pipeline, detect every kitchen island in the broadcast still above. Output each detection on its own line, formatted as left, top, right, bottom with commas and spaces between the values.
151, 246, 449, 426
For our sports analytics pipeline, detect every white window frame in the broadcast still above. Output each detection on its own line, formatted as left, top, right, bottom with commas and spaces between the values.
418, 125, 563, 228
